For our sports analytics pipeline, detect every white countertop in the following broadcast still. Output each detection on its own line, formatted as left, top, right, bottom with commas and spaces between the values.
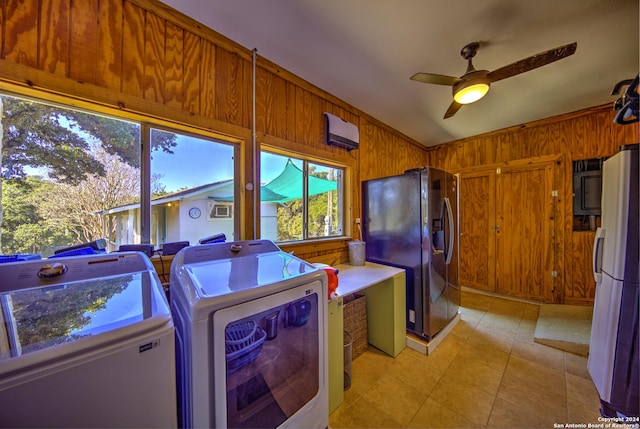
333, 262, 405, 298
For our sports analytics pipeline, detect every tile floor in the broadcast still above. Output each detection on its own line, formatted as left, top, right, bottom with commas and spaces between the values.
329, 290, 604, 428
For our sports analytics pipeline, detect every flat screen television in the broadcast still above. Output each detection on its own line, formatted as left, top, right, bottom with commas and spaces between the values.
573, 170, 602, 216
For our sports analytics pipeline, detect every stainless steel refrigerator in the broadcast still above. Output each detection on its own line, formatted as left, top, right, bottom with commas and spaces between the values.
362, 167, 460, 340
590, 144, 639, 418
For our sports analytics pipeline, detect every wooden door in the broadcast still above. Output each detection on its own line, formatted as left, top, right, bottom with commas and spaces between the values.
495, 163, 556, 302
459, 171, 496, 292
458, 158, 558, 303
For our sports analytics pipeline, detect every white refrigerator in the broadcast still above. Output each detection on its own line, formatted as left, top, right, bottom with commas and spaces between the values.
589, 144, 639, 418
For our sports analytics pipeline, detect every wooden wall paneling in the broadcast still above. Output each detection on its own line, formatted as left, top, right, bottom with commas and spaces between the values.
164, 21, 184, 109
553, 157, 566, 303
68, 0, 99, 84
547, 122, 566, 155
96, 0, 123, 91
459, 171, 495, 291
294, 87, 314, 147
474, 137, 488, 166
617, 122, 640, 146
588, 110, 612, 157
214, 48, 248, 128
359, 122, 376, 181
567, 231, 597, 304
122, 2, 145, 98
199, 40, 216, 118
183, 31, 202, 115
284, 79, 297, 142
463, 139, 479, 168
611, 108, 639, 147
496, 133, 511, 164
526, 126, 539, 157
510, 129, 527, 159
570, 115, 588, 159
563, 158, 575, 303
143, 12, 165, 103
256, 68, 288, 139
40, 0, 69, 76
3, 0, 39, 67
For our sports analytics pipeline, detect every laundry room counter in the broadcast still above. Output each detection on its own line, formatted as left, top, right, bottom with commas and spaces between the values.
327, 262, 406, 413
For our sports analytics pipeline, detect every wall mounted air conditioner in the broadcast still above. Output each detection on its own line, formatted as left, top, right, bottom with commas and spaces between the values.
324, 112, 359, 151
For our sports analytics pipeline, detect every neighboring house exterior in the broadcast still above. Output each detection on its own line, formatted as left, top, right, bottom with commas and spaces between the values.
99, 159, 337, 251
99, 179, 245, 251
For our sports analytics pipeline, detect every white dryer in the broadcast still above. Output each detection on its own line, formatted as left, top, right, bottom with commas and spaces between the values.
170, 240, 328, 429
0, 252, 177, 428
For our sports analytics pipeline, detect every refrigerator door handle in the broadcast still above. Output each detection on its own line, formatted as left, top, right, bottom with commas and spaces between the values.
444, 197, 455, 265
592, 227, 605, 283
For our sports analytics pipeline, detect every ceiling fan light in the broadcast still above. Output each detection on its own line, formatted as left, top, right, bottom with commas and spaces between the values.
454, 82, 490, 104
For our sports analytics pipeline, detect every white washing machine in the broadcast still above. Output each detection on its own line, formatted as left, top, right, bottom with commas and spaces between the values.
0, 252, 177, 428
170, 240, 328, 429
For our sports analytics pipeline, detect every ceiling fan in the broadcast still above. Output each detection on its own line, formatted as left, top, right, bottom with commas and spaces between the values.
410, 41, 577, 119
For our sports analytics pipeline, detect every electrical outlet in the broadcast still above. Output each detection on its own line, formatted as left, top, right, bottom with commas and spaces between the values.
355, 218, 361, 225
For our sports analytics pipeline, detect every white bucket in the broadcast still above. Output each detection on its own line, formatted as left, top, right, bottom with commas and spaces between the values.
348, 241, 366, 266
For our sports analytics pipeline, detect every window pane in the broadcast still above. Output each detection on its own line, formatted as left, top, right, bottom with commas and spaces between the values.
0, 94, 141, 257
260, 152, 304, 242
149, 129, 236, 247
307, 162, 342, 238
259, 151, 344, 242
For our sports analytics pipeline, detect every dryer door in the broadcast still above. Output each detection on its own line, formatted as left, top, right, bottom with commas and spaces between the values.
212, 280, 326, 429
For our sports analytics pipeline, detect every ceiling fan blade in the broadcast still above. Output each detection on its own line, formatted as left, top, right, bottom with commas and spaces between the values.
487, 42, 577, 83
410, 72, 462, 86
444, 100, 463, 119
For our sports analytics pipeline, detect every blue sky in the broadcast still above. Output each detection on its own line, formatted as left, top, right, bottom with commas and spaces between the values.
151, 136, 292, 192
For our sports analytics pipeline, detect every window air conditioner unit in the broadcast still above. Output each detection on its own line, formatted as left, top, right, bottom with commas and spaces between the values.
211, 204, 231, 218
324, 112, 359, 151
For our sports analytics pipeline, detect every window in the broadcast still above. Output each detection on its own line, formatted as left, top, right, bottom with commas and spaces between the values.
149, 128, 237, 246
260, 151, 344, 242
0, 93, 238, 257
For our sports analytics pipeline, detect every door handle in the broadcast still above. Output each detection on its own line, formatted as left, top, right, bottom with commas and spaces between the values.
593, 227, 605, 283
444, 197, 454, 265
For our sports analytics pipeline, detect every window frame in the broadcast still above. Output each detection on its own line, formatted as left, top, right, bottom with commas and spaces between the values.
258, 146, 349, 244
0, 88, 242, 251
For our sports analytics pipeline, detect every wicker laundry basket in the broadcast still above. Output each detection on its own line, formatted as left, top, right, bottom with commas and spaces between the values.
343, 293, 368, 359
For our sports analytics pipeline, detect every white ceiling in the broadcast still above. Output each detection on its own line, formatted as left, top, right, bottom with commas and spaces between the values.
159, 0, 639, 146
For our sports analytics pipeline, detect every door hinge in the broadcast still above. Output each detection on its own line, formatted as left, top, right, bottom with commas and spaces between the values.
551, 190, 558, 197
551, 270, 558, 278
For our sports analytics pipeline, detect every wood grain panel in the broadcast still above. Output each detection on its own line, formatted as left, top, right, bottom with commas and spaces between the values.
199, 40, 216, 118
570, 115, 588, 159
588, 110, 612, 157
496, 164, 554, 302
256, 68, 289, 139
3, 0, 39, 67
40, 0, 69, 75
459, 173, 494, 291
183, 31, 202, 115
96, 0, 123, 91
295, 87, 314, 146
284, 80, 297, 142
214, 48, 246, 127
143, 13, 165, 103
613, 116, 640, 145
121, 1, 145, 98
164, 22, 184, 109
68, 0, 99, 84
569, 231, 596, 301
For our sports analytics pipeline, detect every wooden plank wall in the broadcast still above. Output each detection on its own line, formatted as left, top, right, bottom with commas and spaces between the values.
0, 0, 428, 265
425, 106, 639, 304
